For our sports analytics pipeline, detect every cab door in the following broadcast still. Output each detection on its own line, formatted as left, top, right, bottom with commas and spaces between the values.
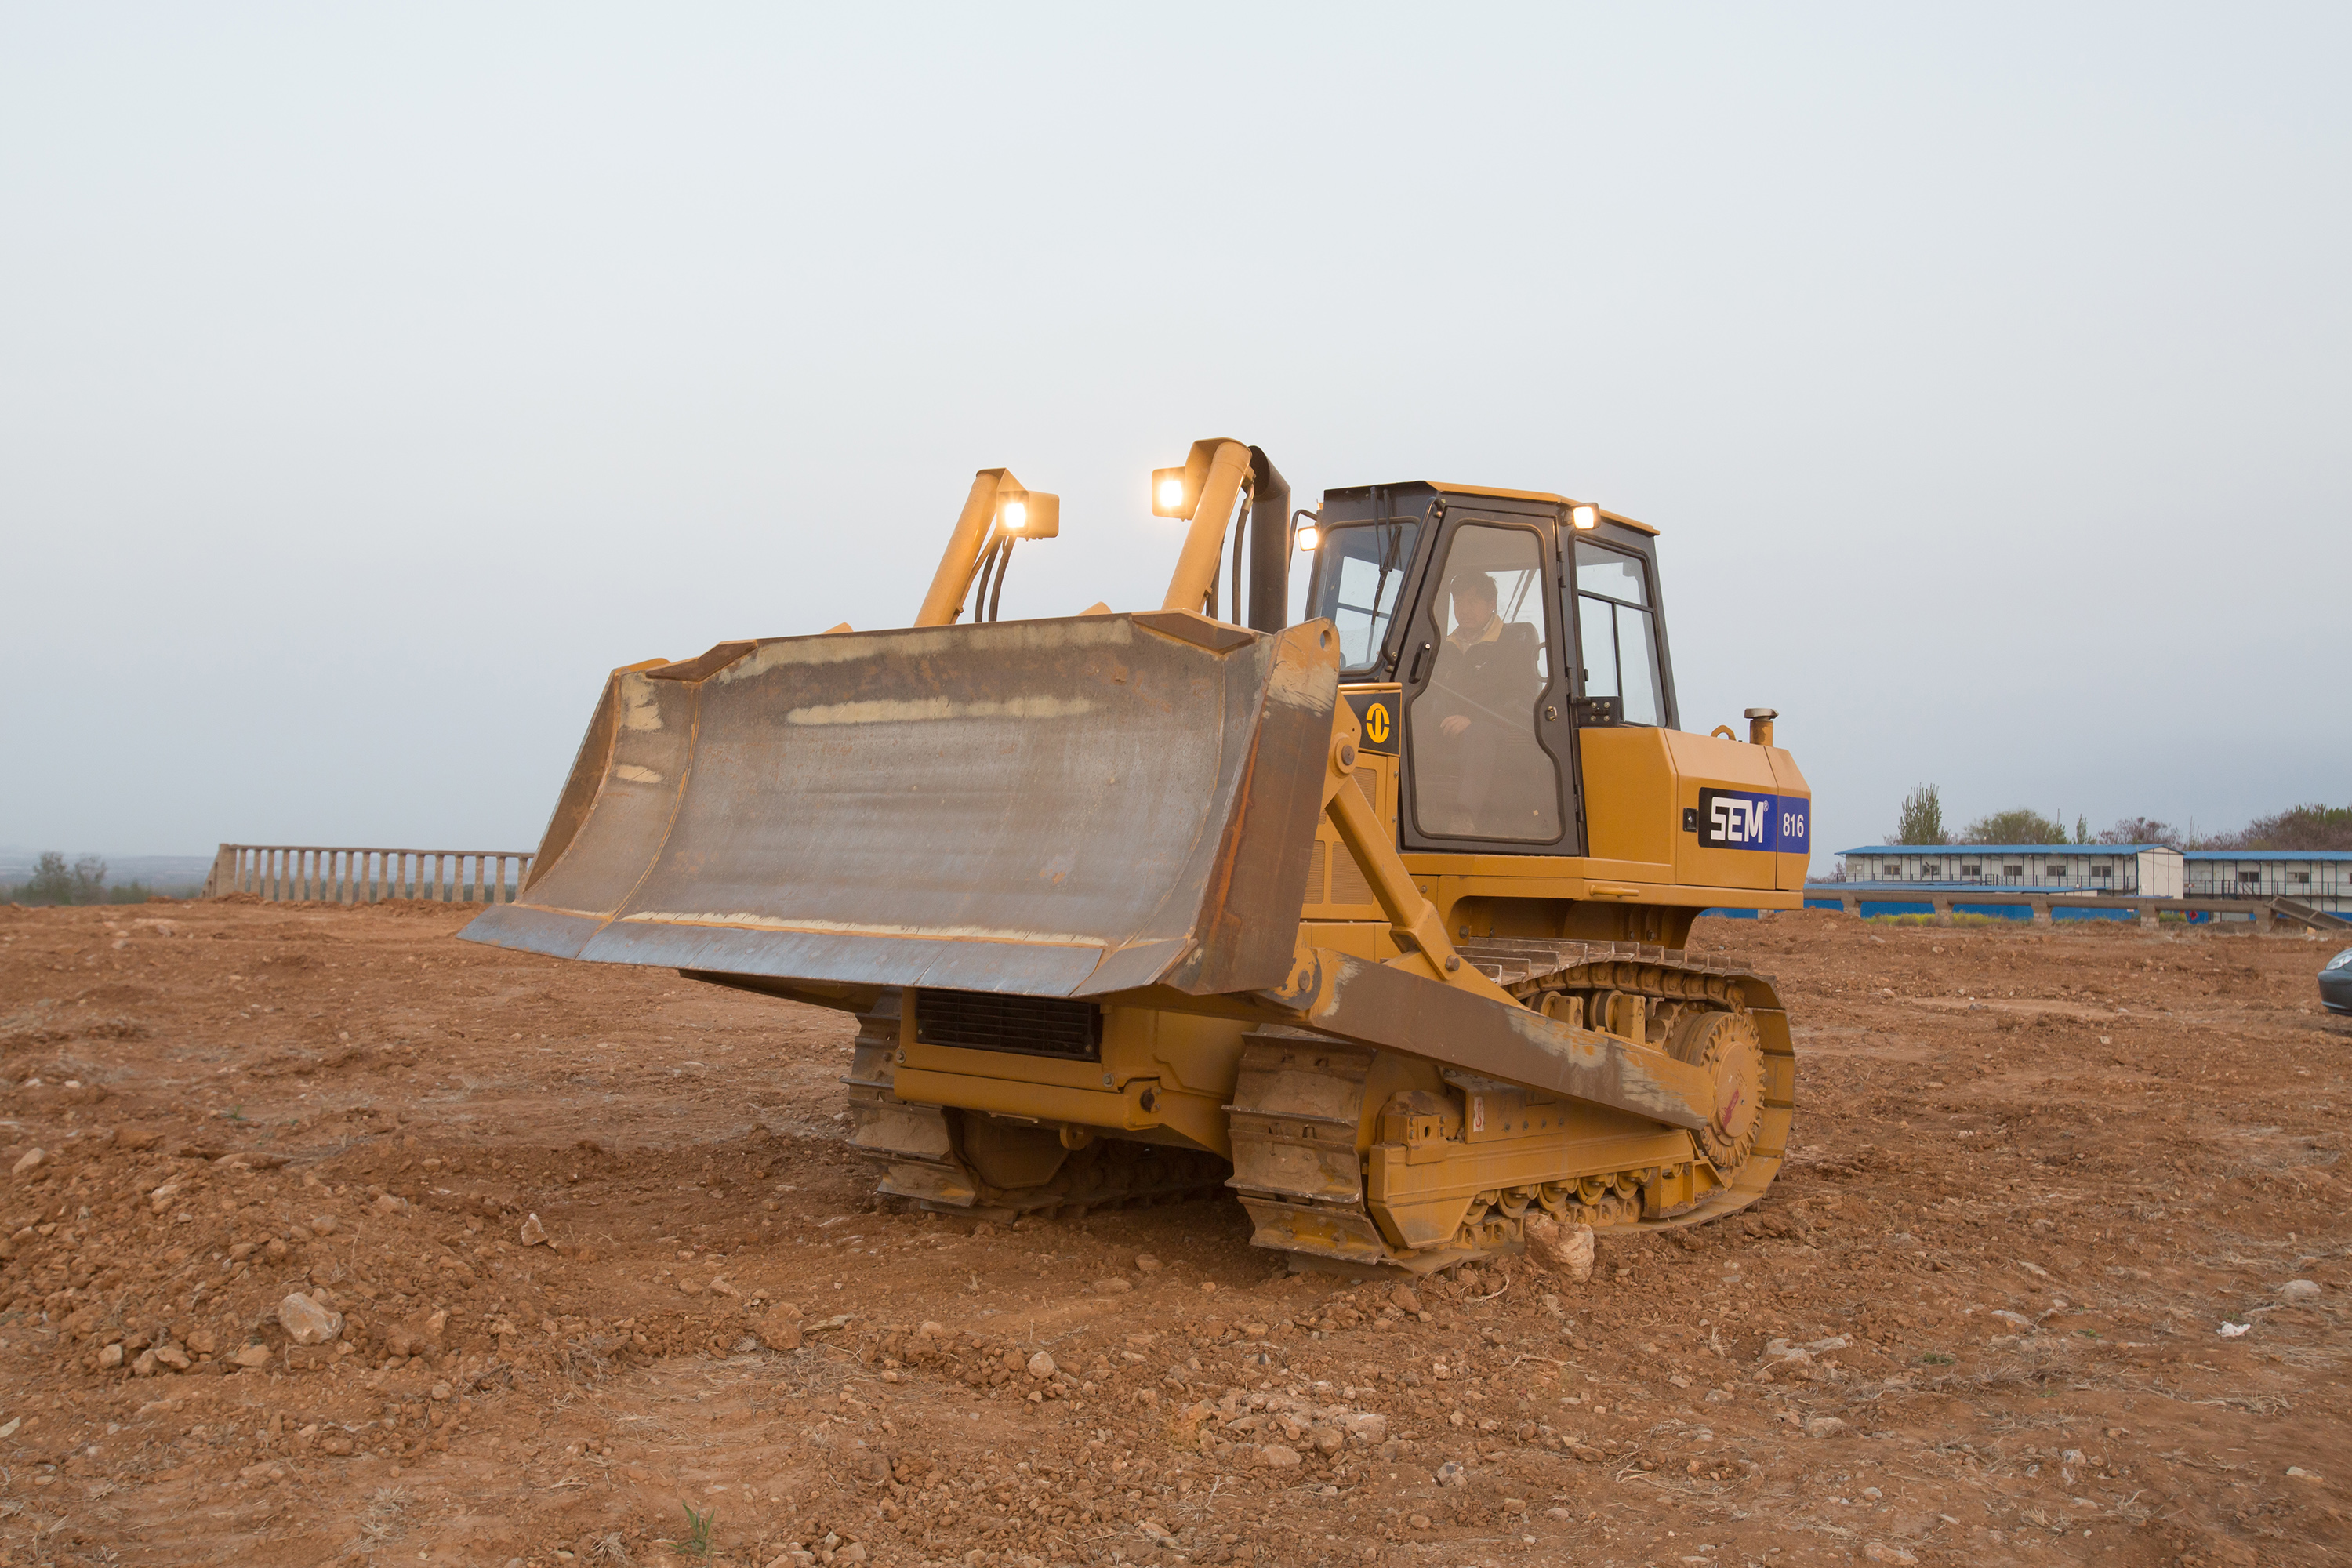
1395, 505, 1584, 855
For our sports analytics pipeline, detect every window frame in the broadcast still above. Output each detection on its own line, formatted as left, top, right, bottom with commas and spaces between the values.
1563, 533, 1680, 731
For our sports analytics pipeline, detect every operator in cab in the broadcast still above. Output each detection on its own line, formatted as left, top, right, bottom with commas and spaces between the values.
1424, 570, 1542, 837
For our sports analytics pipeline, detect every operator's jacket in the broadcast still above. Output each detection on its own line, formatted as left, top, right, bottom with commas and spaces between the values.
1428, 619, 1542, 734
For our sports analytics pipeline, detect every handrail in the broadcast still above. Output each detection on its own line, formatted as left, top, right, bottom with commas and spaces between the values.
201, 844, 535, 906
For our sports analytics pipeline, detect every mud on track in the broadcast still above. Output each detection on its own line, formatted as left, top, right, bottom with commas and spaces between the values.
0, 900, 2344, 1568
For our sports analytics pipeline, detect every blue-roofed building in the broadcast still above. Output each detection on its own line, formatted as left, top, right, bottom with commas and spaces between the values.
1835, 844, 2185, 897
2186, 851, 2352, 913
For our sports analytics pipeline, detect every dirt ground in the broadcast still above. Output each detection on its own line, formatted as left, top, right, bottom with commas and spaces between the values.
0, 898, 2344, 1568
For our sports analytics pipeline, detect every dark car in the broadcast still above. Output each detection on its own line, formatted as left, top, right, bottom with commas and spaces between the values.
2324, 948, 2352, 1015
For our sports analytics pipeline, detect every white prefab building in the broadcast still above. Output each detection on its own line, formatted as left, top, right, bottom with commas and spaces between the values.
2185, 851, 2352, 913
1838, 844, 2186, 897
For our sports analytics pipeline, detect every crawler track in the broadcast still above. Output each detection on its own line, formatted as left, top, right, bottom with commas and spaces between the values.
1227, 942, 1796, 1273
843, 944, 1796, 1267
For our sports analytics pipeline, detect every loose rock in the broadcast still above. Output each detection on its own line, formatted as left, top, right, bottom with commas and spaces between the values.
1027, 1350, 1057, 1379
231, 1345, 273, 1369
1523, 1213, 1596, 1282
1805, 1417, 1849, 1439
757, 1302, 804, 1352
10, 1148, 45, 1177
2278, 1279, 2321, 1300
519, 1212, 549, 1247
278, 1292, 344, 1346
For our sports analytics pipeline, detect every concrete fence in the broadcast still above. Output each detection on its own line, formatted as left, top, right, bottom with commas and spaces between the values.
203, 844, 535, 906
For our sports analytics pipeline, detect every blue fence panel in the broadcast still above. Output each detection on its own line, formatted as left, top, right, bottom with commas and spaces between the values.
1953, 903, 2034, 921
1699, 908, 1761, 920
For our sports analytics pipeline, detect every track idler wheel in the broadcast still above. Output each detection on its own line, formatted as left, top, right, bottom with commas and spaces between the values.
1669, 1010, 1766, 1176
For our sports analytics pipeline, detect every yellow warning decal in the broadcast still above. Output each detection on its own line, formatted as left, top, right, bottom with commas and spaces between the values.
1345, 688, 1401, 755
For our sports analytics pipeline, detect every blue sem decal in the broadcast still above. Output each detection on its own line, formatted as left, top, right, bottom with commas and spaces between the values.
1697, 788, 1809, 852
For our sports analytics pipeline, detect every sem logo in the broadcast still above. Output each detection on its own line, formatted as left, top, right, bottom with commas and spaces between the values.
1697, 788, 1808, 851
1363, 702, 1391, 746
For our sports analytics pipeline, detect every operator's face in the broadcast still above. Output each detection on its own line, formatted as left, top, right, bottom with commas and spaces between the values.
1450, 590, 1495, 630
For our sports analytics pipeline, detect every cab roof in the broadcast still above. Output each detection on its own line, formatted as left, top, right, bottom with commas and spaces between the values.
1338, 480, 1657, 536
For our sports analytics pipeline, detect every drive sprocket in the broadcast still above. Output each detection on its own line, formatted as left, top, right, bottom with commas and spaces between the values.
1668, 1008, 1767, 1176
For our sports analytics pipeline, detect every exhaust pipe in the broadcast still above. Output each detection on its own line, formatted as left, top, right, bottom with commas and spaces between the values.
1246, 447, 1290, 635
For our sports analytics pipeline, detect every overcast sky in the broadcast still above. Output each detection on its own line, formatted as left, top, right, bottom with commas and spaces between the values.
2, 4, 2344, 871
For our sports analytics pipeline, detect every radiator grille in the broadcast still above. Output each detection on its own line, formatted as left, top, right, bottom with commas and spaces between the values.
914, 989, 1103, 1062
1330, 844, 1377, 906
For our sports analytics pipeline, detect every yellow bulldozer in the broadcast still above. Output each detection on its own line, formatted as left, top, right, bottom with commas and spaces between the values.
463, 438, 1810, 1274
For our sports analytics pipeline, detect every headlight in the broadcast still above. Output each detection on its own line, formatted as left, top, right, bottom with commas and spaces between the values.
1570, 503, 1599, 531
1295, 524, 1320, 552
2327, 949, 2352, 972
993, 487, 1057, 538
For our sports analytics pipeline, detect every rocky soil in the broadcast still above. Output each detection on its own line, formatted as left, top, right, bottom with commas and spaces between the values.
0, 899, 2344, 1568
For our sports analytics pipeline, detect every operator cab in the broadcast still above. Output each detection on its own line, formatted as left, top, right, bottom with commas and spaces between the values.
1301, 481, 1679, 859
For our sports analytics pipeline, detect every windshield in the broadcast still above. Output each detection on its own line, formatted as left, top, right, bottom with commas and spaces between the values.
1306, 521, 1420, 670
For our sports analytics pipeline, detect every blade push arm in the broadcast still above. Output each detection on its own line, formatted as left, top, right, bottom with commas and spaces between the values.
1245, 699, 1715, 1132
1316, 699, 1511, 1001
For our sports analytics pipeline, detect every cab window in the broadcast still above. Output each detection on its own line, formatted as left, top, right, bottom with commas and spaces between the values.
1573, 541, 1663, 726
1305, 521, 1419, 672
1405, 524, 1561, 841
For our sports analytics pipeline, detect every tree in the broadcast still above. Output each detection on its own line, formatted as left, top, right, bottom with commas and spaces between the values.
2216, 803, 2352, 853
1893, 784, 1947, 845
15, 851, 107, 906
2099, 816, 2183, 848
20, 852, 73, 904
1958, 808, 2070, 845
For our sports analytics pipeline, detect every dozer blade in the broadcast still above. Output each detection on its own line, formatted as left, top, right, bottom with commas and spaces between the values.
461, 613, 1340, 998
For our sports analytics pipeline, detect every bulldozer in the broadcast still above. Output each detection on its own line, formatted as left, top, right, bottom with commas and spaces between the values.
461, 439, 1809, 1274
